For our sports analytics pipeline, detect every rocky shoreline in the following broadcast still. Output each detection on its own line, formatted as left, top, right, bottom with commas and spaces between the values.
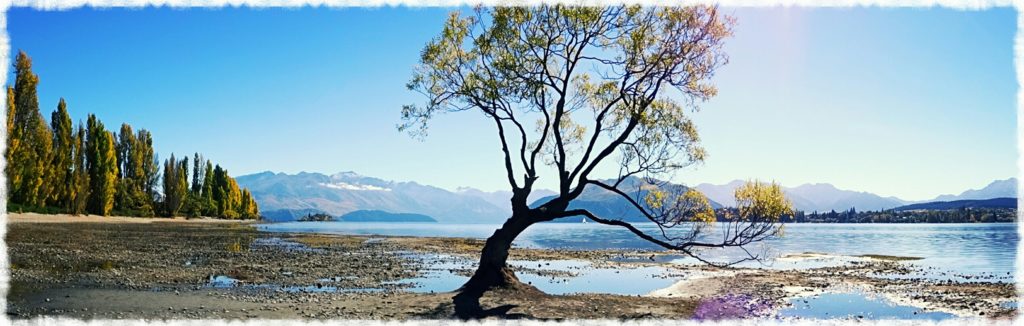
5, 218, 1019, 321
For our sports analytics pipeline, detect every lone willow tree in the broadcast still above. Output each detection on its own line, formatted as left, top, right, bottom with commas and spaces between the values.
401, 5, 792, 316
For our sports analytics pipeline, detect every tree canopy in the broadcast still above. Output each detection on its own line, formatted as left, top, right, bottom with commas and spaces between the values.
404, 5, 791, 267
404, 6, 795, 317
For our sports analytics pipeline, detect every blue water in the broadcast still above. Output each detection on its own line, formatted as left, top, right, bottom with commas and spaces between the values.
779, 291, 955, 320
257, 222, 1018, 280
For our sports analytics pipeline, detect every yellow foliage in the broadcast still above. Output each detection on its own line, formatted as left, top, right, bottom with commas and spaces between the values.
645, 189, 667, 209
734, 180, 793, 221
681, 189, 717, 224
226, 240, 243, 253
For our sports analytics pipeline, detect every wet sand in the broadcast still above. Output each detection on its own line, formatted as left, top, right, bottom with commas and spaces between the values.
4, 214, 1018, 321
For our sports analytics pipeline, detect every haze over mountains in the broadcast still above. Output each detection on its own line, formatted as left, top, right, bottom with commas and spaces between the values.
931, 178, 1017, 202
454, 187, 557, 214
237, 171, 1015, 222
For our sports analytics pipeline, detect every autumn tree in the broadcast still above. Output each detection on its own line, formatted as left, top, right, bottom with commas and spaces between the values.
114, 123, 137, 212
71, 122, 89, 214
111, 123, 157, 216
49, 98, 75, 210
402, 5, 791, 317
6, 51, 53, 208
133, 129, 158, 216
182, 152, 206, 217
5, 88, 15, 183
162, 154, 189, 216
86, 114, 118, 215
210, 165, 244, 219
201, 160, 216, 216
239, 189, 259, 219
136, 129, 158, 205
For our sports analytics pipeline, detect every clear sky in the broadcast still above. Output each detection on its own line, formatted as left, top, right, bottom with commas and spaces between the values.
7, 6, 1017, 201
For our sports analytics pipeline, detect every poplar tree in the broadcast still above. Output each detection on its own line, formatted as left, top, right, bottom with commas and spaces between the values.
162, 154, 189, 216
86, 114, 118, 215
8, 51, 53, 207
136, 129, 158, 205
192, 153, 203, 195
182, 152, 205, 217
131, 128, 156, 216
49, 98, 75, 210
201, 160, 215, 216
240, 189, 260, 219
5, 87, 18, 204
71, 123, 89, 215
114, 123, 136, 212
177, 156, 190, 216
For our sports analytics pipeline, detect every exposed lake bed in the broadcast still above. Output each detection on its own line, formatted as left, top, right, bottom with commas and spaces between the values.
5, 216, 1018, 321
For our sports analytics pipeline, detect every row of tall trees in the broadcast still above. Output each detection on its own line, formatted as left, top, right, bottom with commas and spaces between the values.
161, 153, 259, 219
5, 51, 258, 219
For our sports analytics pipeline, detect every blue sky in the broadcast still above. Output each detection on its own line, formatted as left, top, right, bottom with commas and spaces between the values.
7, 6, 1017, 201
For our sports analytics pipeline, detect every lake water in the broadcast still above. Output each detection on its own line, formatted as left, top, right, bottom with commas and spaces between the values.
253, 222, 1017, 320
257, 222, 1018, 280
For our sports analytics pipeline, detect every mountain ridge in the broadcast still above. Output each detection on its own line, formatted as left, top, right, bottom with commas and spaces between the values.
696, 178, 1017, 212
239, 171, 1015, 221
894, 197, 1016, 211
236, 171, 511, 223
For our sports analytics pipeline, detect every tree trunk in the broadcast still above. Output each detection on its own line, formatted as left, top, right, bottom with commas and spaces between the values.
453, 210, 537, 318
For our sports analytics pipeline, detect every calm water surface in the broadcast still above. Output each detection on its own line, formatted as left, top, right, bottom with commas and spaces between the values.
258, 222, 1017, 279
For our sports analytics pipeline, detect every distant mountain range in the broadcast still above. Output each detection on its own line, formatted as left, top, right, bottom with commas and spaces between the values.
696, 181, 905, 212
455, 187, 557, 214
238, 170, 1016, 222
696, 178, 1017, 212
931, 178, 1017, 202
236, 171, 509, 223
531, 177, 723, 223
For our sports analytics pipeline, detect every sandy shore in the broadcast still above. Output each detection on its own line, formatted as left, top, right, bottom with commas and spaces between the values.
5, 215, 1018, 321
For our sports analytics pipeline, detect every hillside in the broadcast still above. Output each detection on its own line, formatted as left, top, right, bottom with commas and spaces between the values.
894, 198, 1017, 211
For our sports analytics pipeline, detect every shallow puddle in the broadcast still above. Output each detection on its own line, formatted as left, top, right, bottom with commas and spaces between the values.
208, 275, 239, 288
778, 291, 956, 320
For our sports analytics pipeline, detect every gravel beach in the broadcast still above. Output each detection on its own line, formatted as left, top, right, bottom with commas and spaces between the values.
4, 214, 1018, 321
